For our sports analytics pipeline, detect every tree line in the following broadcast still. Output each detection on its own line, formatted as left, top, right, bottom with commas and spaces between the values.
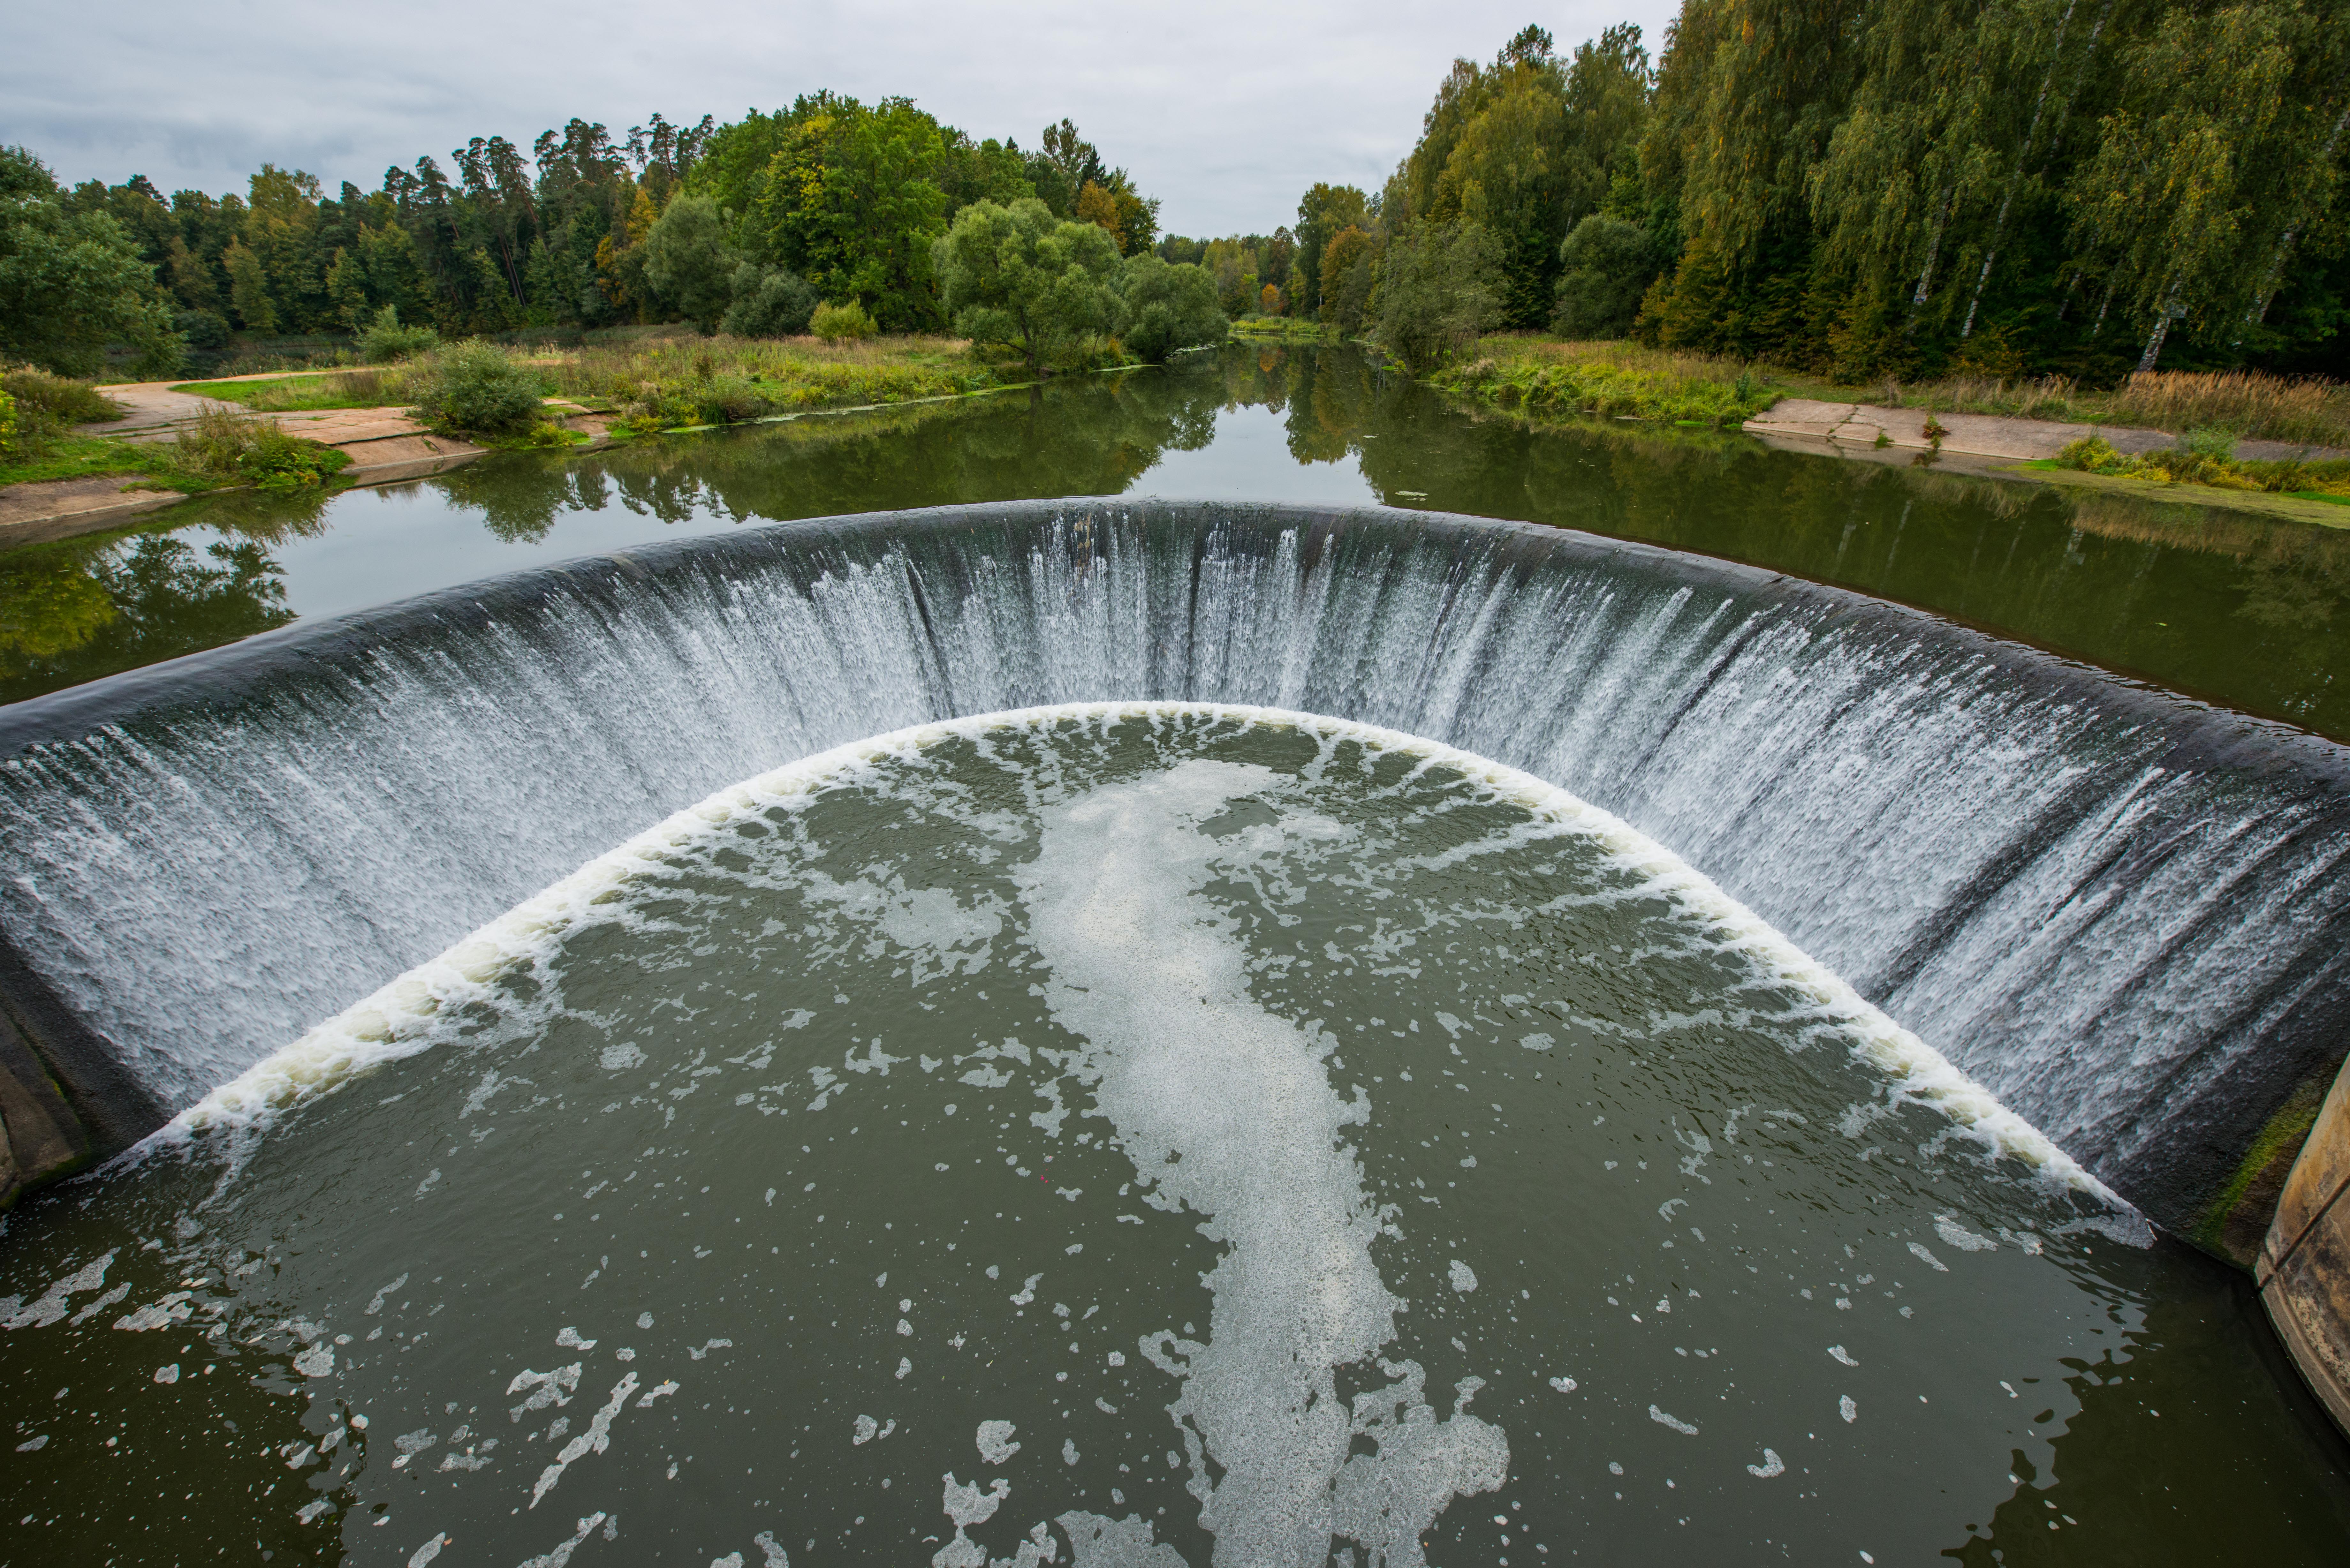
0, 101, 1179, 375
1247, 4, 2347, 380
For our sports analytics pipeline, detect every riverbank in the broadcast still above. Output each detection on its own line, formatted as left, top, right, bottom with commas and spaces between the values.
1230, 316, 1338, 342
1434, 336, 2350, 521
1446, 335, 2350, 446
0, 336, 1032, 545
176, 333, 1004, 431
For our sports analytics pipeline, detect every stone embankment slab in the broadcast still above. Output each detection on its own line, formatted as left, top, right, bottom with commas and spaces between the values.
0, 475, 186, 545
1744, 398, 2345, 464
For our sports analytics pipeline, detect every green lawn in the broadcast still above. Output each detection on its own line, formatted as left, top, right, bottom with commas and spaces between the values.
169, 372, 399, 413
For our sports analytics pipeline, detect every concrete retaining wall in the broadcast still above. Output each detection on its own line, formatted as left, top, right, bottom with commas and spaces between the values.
2262, 1057, 2350, 1435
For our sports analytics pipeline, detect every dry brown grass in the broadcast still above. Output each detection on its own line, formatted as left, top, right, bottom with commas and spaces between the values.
1890, 369, 2350, 448
1500, 335, 1758, 385
1894, 374, 2087, 421
2101, 371, 2350, 449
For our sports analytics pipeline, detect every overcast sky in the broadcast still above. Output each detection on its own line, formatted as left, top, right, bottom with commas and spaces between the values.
4, 0, 1679, 237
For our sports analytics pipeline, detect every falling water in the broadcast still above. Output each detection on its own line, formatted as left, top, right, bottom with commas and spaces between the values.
3, 501, 2346, 1225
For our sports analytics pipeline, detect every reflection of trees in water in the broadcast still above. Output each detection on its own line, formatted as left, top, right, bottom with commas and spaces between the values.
0, 532, 294, 704
419, 370, 1232, 541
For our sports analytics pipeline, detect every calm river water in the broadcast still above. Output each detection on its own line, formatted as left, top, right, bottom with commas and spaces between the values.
3, 343, 2346, 737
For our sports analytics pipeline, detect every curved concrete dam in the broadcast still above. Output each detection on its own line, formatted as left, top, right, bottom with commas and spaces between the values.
2, 500, 2346, 1254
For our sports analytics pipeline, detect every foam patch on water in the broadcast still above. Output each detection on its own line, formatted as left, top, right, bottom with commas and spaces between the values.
140, 702, 2118, 1215
1016, 756, 1507, 1563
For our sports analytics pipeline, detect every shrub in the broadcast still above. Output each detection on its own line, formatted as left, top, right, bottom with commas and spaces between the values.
174, 307, 232, 358
2058, 433, 2261, 490
2178, 426, 2237, 461
0, 386, 14, 448
810, 300, 878, 343
2, 367, 125, 426
2058, 435, 2133, 475
721, 263, 819, 338
407, 340, 544, 436
357, 305, 440, 364
693, 374, 771, 425
171, 402, 352, 489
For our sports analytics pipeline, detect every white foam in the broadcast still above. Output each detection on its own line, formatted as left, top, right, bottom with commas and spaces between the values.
1017, 754, 1506, 1566
977, 1420, 1020, 1464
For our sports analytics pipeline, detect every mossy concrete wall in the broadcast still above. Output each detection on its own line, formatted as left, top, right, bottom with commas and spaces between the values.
2261, 1055, 2350, 1436
0, 932, 167, 1209
0, 1009, 91, 1210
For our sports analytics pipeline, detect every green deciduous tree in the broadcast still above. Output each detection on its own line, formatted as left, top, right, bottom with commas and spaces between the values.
222, 237, 276, 332
749, 98, 951, 329
1118, 254, 1225, 361
934, 198, 1123, 373
1374, 221, 1503, 372
1318, 225, 1379, 334
1551, 214, 1665, 337
0, 146, 180, 375
639, 193, 740, 332
2066, 2, 2303, 369
1292, 183, 1370, 319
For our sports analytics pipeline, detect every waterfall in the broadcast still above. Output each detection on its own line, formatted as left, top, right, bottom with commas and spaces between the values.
4, 500, 2346, 1228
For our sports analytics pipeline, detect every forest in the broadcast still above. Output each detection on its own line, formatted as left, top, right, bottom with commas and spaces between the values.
1202, 0, 2346, 381
0, 102, 1172, 376
3, 0, 2343, 387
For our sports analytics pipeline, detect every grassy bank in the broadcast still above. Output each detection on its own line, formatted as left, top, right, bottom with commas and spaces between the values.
555, 334, 1001, 428
2040, 435, 2350, 504
3, 370, 346, 498
1437, 334, 2350, 449
1230, 317, 1337, 342
1, 370, 206, 493
176, 332, 1009, 433
1434, 339, 1780, 428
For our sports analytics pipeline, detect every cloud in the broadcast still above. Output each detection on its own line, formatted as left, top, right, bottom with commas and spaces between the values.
2, 0, 1679, 235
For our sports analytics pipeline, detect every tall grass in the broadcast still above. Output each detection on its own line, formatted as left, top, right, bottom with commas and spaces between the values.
1459, 336, 2350, 450
1440, 337, 1777, 428
1891, 369, 2350, 446
170, 402, 351, 488
537, 333, 998, 428
3, 368, 128, 428
2103, 371, 2350, 448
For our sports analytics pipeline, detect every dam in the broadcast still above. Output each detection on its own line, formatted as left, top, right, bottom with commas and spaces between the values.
3, 499, 2347, 1561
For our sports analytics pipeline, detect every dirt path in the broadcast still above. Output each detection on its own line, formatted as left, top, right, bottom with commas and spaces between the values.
75, 368, 394, 437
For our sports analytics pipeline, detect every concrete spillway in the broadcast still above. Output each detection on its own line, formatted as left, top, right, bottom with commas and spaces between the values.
2, 501, 2346, 1254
